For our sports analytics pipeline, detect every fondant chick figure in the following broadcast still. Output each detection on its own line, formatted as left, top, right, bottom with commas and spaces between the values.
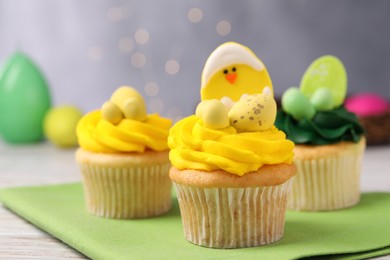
201, 42, 274, 111
101, 86, 147, 124
196, 87, 277, 133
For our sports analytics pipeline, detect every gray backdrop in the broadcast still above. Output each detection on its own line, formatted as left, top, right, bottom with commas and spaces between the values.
1, 0, 389, 120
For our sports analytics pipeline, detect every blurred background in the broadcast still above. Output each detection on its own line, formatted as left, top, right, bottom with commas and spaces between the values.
1, 0, 389, 120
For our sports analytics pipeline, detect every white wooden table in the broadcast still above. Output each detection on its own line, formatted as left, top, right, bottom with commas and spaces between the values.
0, 141, 389, 259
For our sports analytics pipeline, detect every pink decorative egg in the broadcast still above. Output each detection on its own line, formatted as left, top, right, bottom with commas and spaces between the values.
345, 93, 389, 116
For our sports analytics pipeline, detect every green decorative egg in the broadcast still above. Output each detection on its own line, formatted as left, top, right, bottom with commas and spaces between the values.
300, 55, 347, 108
310, 87, 334, 111
282, 87, 315, 120
0, 52, 52, 143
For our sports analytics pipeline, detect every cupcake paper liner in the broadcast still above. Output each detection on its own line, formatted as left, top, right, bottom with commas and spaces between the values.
79, 162, 172, 219
289, 145, 364, 211
173, 178, 293, 249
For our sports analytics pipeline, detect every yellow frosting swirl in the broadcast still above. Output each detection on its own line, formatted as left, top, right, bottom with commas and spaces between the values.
168, 115, 294, 176
77, 110, 172, 153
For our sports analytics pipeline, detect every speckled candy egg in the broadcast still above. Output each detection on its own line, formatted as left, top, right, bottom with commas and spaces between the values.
228, 93, 276, 132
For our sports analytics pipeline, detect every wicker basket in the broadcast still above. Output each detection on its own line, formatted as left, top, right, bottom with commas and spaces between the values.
358, 110, 390, 145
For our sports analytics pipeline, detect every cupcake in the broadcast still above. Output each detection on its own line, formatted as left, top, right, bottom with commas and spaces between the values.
275, 55, 365, 211
169, 42, 296, 248
76, 86, 172, 219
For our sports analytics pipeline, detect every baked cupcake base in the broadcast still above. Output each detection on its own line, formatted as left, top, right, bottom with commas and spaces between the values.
170, 164, 295, 248
288, 137, 366, 211
76, 149, 172, 219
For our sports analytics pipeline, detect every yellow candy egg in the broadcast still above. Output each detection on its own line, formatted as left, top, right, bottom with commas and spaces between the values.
101, 101, 123, 124
228, 93, 276, 132
110, 86, 147, 121
195, 100, 208, 118
196, 100, 229, 129
44, 105, 83, 148
110, 86, 144, 107
122, 97, 147, 121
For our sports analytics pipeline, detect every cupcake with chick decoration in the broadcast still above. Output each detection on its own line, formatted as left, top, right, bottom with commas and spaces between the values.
76, 86, 172, 219
275, 55, 365, 211
169, 42, 296, 248
201, 41, 273, 110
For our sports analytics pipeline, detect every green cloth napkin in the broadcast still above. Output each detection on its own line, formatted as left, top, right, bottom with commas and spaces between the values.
0, 183, 390, 260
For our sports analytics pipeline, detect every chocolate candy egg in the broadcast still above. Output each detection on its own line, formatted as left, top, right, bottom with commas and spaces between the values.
228, 93, 276, 132
282, 87, 315, 120
0, 52, 52, 143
